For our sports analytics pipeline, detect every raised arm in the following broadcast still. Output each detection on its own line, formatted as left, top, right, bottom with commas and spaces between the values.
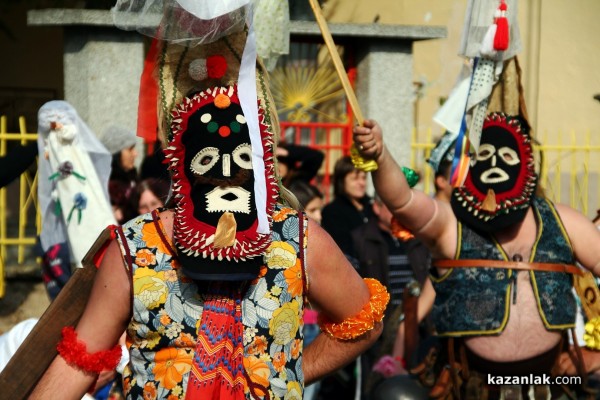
303, 219, 384, 384
30, 239, 131, 399
353, 119, 457, 258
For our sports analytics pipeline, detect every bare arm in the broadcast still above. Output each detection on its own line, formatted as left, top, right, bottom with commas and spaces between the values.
353, 120, 457, 258
303, 220, 383, 384
556, 203, 600, 276
30, 240, 131, 399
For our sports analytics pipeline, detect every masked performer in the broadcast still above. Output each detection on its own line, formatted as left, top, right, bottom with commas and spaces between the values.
353, 0, 600, 398
29, 1, 388, 399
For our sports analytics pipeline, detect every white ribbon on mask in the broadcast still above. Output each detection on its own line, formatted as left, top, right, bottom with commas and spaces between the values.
238, 4, 269, 234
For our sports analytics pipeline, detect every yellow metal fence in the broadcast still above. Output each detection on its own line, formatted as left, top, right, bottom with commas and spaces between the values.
0, 116, 40, 297
1, 116, 599, 298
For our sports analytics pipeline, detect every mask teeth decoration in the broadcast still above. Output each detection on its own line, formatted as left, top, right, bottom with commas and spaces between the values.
164, 85, 279, 262
452, 112, 537, 220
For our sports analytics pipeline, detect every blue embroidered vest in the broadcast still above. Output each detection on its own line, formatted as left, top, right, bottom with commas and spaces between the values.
115, 205, 307, 399
431, 197, 577, 336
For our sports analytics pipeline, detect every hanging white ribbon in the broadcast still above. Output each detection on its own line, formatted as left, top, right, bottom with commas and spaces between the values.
238, 4, 269, 234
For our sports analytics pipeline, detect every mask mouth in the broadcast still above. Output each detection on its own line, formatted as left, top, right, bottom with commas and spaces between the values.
480, 167, 509, 184
205, 186, 251, 214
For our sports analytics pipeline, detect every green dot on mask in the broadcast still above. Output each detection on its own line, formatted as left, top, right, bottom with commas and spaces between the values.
230, 121, 241, 133
207, 121, 219, 133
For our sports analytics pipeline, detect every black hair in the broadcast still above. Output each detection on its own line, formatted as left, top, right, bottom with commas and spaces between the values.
332, 155, 358, 198
287, 180, 323, 208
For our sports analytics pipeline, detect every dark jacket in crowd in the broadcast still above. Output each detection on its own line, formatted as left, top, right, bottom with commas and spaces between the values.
321, 195, 374, 260
350, 218, 431, 289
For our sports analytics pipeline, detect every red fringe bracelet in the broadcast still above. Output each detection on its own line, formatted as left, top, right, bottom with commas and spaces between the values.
57, 326, 122, 375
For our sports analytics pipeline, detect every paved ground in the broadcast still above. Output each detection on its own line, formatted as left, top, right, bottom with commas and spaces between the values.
0, 279, 50, 334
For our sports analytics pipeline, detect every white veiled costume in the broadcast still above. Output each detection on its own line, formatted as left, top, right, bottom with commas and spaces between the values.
37, 101, 116, 267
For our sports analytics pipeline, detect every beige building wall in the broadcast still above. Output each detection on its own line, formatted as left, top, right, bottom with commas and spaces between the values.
324, 0, 600, 142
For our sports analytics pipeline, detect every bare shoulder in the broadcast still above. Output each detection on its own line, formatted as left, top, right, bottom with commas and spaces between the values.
157, 208, 175, 236
554, 202, 600, 270
554, 202, 595, 231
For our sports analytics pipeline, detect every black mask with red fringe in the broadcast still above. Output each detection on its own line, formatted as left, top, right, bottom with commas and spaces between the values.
165, 85, 278, 280
451, 112, 537, 233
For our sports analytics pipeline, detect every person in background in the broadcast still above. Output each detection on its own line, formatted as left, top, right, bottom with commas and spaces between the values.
287, 180, 324, 225
133, 178, 171, 215
140, 141, 171, 184
101, 125, 139, 188
351, 196, 431, 398
321, 155, 374, 266
108, 180, 136, 225
276, 143, 324, 187
37, 101, 115, 269
427, 131, 456, 204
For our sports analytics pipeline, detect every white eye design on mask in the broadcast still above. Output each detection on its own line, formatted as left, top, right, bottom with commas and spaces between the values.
191, 147, 220, 175
498, 146, 520, 165
232, 143, 253, 169
476, 144, 495, 161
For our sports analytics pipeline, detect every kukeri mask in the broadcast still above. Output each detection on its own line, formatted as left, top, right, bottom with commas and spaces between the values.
165, 85, 278, 280
451, 112, 537, 232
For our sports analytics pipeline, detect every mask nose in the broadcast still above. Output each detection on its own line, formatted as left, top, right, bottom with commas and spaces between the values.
219, 125, 231, 137
222, 154, 231, 177
491, 154, 496, 167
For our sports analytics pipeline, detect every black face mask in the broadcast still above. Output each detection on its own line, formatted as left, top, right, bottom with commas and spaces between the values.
469, 124, 522, 196
451, 113, 537, 233
181, 100, 256, 232
166, 87, 279, 281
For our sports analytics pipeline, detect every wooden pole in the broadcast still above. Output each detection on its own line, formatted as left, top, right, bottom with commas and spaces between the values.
307, 0, 377, 171
307, 0, 364, 125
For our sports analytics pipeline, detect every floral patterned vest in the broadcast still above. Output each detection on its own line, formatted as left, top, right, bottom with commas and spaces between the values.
115, 205, 307, 399
431, 197, 577, 336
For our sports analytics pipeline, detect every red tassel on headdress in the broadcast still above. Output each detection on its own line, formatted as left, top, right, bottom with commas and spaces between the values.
137, 38, 160, 145
493, 0, 509, 51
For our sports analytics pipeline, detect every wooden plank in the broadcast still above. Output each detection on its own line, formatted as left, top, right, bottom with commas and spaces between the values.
0, 228, 111, 399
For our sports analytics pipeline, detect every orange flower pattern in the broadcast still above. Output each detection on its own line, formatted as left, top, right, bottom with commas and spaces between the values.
135, 248, 156, 267
117, 206, 307, 399
152, 348, 193, 390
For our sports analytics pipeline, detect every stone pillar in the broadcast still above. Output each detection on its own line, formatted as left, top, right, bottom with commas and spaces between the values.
355, 41, 413, 165
28, 10, 144, 140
